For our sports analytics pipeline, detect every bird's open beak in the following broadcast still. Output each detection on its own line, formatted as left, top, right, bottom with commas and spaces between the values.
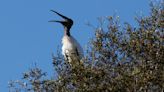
49, 10, 69, 23
49, 10, 73, 28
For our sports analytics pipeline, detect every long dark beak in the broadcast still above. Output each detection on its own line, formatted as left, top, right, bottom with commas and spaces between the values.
48, 20, 63, 23
50, 10, 70, 20
49, 10, 73, 28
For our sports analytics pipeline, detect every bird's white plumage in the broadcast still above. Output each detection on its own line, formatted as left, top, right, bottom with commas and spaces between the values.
62, 35, 83, 62
50, 10, 83, 63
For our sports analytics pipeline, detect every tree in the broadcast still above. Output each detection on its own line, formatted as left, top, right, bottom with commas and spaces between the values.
9, 1, 164, 92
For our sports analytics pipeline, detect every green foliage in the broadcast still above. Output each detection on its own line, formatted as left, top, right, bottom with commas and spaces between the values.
9, 1, 164, 92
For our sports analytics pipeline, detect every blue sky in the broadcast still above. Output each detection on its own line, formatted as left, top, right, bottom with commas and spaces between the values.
0, 0, 150, 91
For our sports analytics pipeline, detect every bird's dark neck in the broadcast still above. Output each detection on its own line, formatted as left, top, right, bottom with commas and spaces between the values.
64, 27, 71, 36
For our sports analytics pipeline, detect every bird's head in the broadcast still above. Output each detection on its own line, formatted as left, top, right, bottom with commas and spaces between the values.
49, 10, 73, 30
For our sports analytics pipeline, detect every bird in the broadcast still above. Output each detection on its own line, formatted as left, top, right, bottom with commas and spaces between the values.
50, 10, 84, 63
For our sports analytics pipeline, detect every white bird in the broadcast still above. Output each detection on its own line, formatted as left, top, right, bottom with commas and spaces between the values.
50, 10, 83, 63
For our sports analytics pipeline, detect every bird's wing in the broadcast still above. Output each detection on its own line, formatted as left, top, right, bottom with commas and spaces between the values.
71, 36, 84, 57
75, 48, 79, 56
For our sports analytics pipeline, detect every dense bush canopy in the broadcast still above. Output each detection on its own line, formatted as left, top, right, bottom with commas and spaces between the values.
9, 1, 164, 92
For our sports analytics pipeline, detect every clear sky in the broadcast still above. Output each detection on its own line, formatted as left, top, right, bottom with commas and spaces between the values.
0, 0, 150, 91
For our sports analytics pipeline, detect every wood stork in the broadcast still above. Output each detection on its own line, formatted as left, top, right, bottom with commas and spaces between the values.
50, 10, 84, 63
